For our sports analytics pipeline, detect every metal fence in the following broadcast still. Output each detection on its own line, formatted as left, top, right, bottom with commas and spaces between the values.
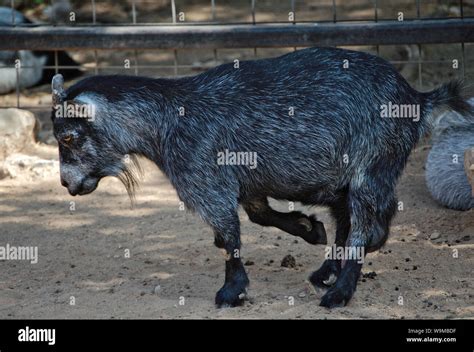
1, 0, 473, 111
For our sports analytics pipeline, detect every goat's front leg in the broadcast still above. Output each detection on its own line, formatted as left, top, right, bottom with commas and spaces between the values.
177, 180, 248, 307
213, 215, 249, 308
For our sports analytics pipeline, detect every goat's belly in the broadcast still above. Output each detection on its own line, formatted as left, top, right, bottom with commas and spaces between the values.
241, 181, 339, 206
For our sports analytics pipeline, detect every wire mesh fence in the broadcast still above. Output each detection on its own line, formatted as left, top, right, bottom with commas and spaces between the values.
0, 0, 473, 113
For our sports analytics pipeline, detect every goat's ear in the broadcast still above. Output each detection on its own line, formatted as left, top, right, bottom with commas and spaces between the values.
52, 74, 66, 106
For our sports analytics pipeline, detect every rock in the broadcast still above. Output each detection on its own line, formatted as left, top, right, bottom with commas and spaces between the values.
429, 232, 441, 240
281, 254, 296, 268
1, 153, 59, 179
362, 271, 377, 279
0, 108, 37, 161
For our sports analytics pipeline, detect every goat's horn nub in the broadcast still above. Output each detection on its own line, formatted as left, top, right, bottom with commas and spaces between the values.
52, 74, 65, 106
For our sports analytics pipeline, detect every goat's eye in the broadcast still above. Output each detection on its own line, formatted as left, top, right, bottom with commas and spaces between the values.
63, 135, 73, 144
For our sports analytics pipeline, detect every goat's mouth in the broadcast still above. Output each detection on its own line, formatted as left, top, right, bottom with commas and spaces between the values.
67, 177, 100, 196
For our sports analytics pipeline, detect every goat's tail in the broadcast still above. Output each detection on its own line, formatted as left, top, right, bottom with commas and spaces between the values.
422, 80, 473, 131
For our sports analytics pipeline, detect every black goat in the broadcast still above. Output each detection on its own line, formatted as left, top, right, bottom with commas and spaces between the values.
51, 47, 471, 308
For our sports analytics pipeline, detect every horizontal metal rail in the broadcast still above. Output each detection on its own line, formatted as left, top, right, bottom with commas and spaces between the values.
0, 19, 473, 50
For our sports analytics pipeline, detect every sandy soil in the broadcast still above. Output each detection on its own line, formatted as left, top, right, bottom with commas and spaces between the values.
0, 138, 473, 319
0, 0, 472, 320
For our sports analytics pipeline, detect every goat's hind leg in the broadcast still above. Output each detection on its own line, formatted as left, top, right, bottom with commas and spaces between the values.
243, 198, 327, 245
309, 196, 350, 288
319, 185, 396, 308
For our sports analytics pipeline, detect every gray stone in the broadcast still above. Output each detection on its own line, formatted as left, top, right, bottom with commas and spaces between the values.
0, 108, 37, 161
429, 232, 441, 240
1, 153, 58, 179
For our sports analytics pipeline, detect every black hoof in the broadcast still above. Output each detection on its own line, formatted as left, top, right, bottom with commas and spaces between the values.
319, 285, 354, 309
309, 259, 340, 288
215, 281, 248, 308
298, 215, 327, 245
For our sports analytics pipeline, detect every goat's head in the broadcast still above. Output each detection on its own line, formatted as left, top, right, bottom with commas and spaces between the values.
51, 74, 140, 199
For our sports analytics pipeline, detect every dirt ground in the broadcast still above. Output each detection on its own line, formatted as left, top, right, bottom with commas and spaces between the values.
0, 0, 473, 320
0, 138, 473, 319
